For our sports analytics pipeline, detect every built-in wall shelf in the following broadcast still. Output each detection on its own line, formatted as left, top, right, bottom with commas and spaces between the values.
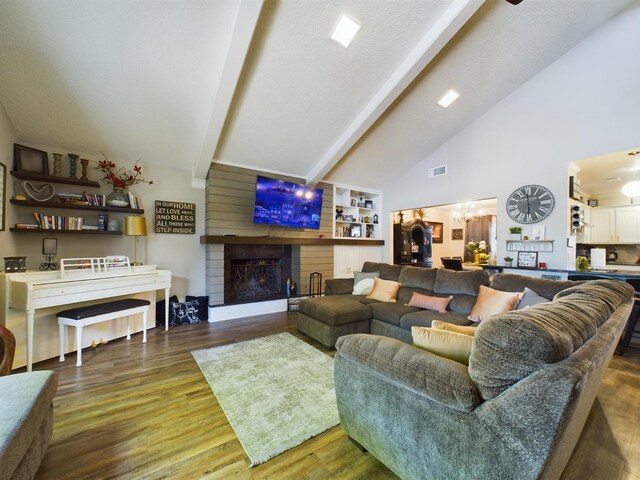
11, 170, 101, 188
506, 240, 554, 252
200, 235, 384, 246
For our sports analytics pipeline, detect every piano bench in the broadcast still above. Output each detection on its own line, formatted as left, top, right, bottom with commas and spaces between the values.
57, 299, 151, 367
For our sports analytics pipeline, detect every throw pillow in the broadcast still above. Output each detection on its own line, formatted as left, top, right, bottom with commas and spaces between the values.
407, 292, 453, 313
412, 326, 473, 365
170, 299, 202, 325
367, 277, 401, 303
431, 319, 477, 336
516, 287, 550, 310
352, 271, 380, 295
468, 285, 523, 323
186, 295, 209, 321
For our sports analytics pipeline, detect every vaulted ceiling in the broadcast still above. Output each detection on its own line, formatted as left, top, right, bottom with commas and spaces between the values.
0, 0, 634, 189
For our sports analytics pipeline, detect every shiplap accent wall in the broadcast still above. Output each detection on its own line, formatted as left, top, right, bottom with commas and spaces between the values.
206, 163, 334, 305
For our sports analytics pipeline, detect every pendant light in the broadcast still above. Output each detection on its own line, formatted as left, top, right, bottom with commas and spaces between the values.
622, 151, 640, 197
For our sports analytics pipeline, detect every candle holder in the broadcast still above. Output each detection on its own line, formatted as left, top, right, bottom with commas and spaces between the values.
80, 158, 89, 181
68, 153, 79, 179
52, 153, 63, 176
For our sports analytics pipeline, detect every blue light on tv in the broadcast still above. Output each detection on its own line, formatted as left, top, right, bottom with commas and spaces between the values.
253, 176, 323, 230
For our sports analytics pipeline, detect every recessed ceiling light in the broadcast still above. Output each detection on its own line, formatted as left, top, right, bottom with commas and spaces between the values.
330, 15, 361, 48
437, 89, 460, 108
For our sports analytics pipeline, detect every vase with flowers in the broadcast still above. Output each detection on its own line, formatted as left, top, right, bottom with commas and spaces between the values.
95, 157, 153, 207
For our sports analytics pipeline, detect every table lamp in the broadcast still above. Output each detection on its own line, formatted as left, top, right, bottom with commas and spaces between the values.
124, 216, 147, 265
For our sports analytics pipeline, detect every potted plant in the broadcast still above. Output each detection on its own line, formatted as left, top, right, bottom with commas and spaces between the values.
466, 240, 488, 263
504, 256, 513, 267
508, 226, 522, 241
576, 256, 589, 271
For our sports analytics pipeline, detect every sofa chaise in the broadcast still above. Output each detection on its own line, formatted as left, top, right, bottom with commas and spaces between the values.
297, 261, 576, 347
334, 278, 634, 479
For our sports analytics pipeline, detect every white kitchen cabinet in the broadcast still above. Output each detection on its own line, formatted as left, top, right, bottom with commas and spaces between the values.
588, 206, 640, 243
615, 206, 640, 242
589, 208, 615, 243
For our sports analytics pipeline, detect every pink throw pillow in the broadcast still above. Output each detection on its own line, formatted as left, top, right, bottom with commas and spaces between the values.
407, 292, 453, 313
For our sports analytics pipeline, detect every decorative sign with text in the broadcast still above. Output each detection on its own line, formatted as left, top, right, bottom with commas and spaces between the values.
155, 200, 195, 234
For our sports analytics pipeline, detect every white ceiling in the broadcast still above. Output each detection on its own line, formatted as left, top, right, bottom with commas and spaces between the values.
573, 148, 640, 199
0, 0, 635, 188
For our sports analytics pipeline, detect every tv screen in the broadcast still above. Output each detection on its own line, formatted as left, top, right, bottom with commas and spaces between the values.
253, 175, 323, 229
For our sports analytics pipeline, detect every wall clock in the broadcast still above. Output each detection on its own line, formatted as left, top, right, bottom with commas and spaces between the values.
506, 184, 555, 224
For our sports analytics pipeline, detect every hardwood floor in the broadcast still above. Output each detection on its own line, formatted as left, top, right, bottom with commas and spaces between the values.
22, 312, 640, 479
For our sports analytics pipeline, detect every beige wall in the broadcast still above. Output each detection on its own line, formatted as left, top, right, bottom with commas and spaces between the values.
0, 133, 205, 299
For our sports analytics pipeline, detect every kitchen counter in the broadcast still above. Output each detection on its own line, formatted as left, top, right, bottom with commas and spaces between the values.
477, 264, 640, 280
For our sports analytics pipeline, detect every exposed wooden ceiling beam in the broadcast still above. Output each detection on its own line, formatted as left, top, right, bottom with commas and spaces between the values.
192, 0, 264, 188
305, 0, 485, 187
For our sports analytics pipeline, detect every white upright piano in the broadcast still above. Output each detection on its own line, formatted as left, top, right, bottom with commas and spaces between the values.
1, 259, 171, 371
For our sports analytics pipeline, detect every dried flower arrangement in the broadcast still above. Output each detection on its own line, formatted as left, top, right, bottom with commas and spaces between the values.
95, 157, 153, 188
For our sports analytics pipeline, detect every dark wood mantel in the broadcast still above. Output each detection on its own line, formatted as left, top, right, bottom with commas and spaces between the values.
200, 235, 384, 246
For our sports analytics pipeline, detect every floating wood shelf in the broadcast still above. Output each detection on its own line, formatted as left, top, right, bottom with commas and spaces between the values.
200, 235, 384, 246
505, 240, 554, 252
11, 170, 101, 188
10, 228, 121, 235
10, 198, 144, 214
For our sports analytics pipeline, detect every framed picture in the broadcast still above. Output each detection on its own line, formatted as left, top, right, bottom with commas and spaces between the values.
365, 199, 373, 209
532, 225, 545, 240
351, 224, 362, 238
14, 144, 49, 175
42, 238, 58, 255
428, 222, 443, 244
451, 228, 463, 240
517, 251, 538, 268
0, 162, 5, 231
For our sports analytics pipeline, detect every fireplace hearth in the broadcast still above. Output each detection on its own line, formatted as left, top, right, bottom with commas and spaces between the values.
224, 245, 292, 304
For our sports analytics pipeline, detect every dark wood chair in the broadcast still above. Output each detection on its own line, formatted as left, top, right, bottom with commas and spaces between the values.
309, 272, 322, 297
441, 257, 464, 271
0, 325, 16, 376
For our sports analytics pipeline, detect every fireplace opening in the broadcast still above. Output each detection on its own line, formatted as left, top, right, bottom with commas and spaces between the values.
224, 245, 292, 304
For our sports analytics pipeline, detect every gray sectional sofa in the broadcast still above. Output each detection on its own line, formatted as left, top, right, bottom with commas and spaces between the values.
331, 274, 634, 479
297, 261, 576, 347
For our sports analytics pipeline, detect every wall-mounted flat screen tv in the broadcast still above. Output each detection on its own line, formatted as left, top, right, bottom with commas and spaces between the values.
253, 175, 323, 229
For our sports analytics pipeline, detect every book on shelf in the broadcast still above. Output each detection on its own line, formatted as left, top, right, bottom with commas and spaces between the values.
32, 212, 85, 230
128, 192, 139, 209
83, 192, 107, 207
14, 223, 39, 229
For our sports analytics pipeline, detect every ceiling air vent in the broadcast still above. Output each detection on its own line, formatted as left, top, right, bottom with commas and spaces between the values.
428, 165, 447, 178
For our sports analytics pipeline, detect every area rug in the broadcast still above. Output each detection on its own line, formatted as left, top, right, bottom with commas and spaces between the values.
191, 332, 340, 466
